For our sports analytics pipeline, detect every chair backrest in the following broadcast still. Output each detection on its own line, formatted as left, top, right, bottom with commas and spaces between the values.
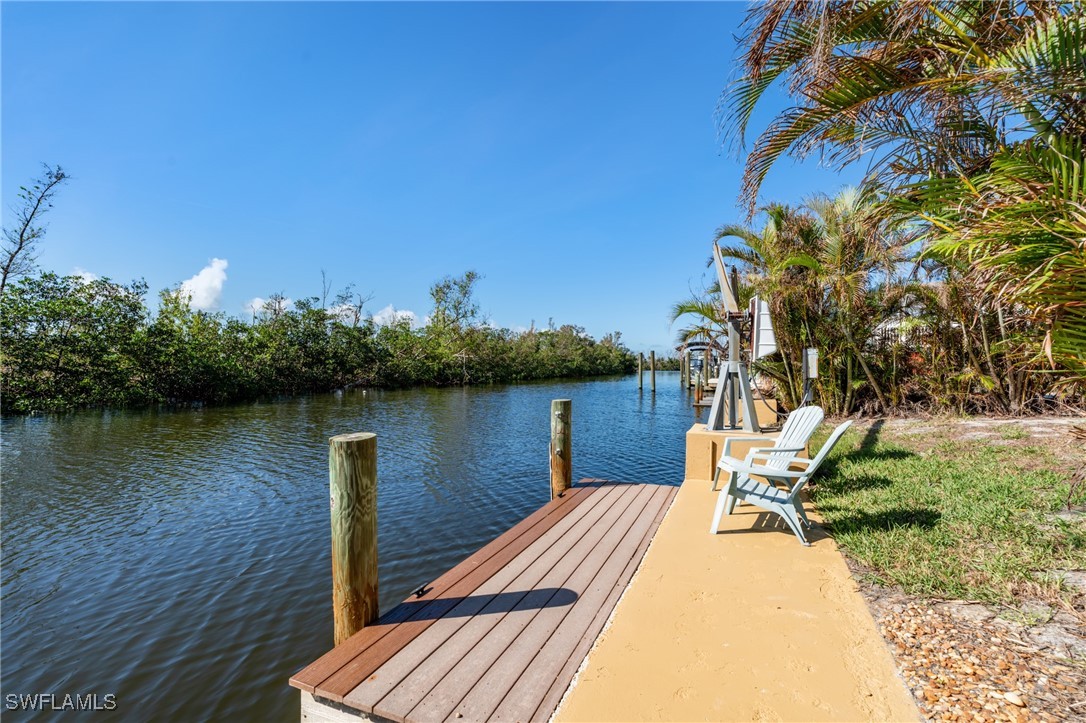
760, 406, 825, 471
785, 420, 853, 498
779, 406, 825, 449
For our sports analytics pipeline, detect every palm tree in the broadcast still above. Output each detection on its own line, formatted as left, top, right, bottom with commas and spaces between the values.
724, 0, 1086, 379
669, 295, 729, 349
908, 136, 1086, 377
713, 190, 916, 413
715, 203, 823, 409
724, 1, 1082, 203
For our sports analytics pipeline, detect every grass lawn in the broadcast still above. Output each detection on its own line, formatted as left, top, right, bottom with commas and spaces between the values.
810, 420, 1086, 607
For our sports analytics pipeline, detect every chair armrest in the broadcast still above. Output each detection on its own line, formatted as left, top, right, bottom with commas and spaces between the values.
745, 445, 807, 460
716, 455, 746, 471
720, 436, 776, 460
728, 461, 807, 479
747, 455, 808, 469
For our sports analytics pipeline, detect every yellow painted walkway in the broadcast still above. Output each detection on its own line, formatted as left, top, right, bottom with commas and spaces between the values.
555, 476, 920, 722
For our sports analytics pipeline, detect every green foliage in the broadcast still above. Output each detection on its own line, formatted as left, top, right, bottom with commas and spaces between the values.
1, 273, 148, 410
718, 0, 1086, 396
706, 189, 915, 414
0, 272, 635, 413
906, 137, 1086, 375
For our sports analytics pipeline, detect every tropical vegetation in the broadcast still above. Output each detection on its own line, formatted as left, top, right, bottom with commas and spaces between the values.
0, 268, 634, 414
675, 0, 1086, 414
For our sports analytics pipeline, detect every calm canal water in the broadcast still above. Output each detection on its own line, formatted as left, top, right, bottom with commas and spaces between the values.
1, 373, 695, 720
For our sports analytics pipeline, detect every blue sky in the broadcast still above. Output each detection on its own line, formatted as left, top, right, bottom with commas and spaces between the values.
2, 2, 857, 353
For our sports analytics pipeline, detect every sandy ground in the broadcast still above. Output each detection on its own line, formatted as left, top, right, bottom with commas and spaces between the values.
554, 474, 920, 722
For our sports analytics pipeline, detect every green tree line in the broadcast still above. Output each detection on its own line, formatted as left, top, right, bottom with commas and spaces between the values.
0, 269, 635, 414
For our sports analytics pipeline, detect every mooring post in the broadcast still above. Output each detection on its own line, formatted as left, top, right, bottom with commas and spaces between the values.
550, 399, 572, 499
637, 353, 643, 390
650, 351, 656, 393
329, 432, 379, 646
696, 376, 703, 404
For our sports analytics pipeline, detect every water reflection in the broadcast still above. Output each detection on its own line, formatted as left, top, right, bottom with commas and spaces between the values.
1, 373, 694, 720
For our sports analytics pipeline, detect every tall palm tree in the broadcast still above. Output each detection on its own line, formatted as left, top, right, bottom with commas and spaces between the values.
724, 0, 1086, 378
713, 189, 914, 413
669, 295, 729, 350
716, 203, 823, 409
724, 1, 1082, 203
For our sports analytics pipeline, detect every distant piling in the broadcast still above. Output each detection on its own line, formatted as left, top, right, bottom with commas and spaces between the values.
329, 432, 379, 645
638, 353, 643, 390
650, 351, 656, 393
550, 399, 572, 498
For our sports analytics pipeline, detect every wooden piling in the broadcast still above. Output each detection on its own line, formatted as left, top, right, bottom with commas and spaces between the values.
550, 399, 572, 498
638, 353, 643, 390
329, 432, 379, 646
650, 351, 656, 393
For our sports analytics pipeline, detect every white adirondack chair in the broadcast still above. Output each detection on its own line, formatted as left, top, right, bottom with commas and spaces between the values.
709, 420, 853, 546
711, 406, 825, 492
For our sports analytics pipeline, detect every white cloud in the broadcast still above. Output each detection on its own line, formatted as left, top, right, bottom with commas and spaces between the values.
372, 304, 418, 327
243, 297, 266, 317
244, 295, 293, 318
72, 267, 97, 284
180, 258, 228, 311
328, 303, 360, 323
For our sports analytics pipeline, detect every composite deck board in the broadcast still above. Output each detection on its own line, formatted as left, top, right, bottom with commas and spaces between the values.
347, 484, 628, 718
528, 484, 676, 721
318, 484, 613, 701
395, 484, 653, 723
291, 481, 675, 723
450, 484, 668, 722
291, 484, 595, 697
339, 485, 624, 712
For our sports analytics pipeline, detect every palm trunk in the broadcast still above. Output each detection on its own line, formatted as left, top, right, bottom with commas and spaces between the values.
959, 311, 1010, 412
843, 353, 854, 415
977, 308, 1013, 411
996, 303, 1019, 408
845, 328, 888, 412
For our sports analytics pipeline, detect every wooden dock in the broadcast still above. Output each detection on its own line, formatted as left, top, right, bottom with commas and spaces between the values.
291, 480, 677, 722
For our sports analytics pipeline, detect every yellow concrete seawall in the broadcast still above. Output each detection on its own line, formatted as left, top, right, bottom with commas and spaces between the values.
554, 473, 920, 722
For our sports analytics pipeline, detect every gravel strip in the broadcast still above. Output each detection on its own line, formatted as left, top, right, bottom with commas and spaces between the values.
870, 599, 1085, 722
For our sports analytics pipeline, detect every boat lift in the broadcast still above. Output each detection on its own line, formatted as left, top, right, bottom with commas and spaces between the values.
704, 242, 777, 433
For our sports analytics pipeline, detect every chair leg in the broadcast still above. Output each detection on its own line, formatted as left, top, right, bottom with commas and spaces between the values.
725, 486, 739, 516
722, 469, 744, 508
776, 505, 810, 546
711, 465, 721, 492
710, 486, 729, 534
794, 501, 812, 528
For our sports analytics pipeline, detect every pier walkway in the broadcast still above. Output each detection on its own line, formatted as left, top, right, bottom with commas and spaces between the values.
291, 480, 676, 723
553, 474, 920, 722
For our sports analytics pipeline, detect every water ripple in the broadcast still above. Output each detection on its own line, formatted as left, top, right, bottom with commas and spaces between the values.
0, 374, 697, 720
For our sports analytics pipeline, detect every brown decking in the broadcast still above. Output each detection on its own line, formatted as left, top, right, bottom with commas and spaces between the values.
290, 480, 676, 722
